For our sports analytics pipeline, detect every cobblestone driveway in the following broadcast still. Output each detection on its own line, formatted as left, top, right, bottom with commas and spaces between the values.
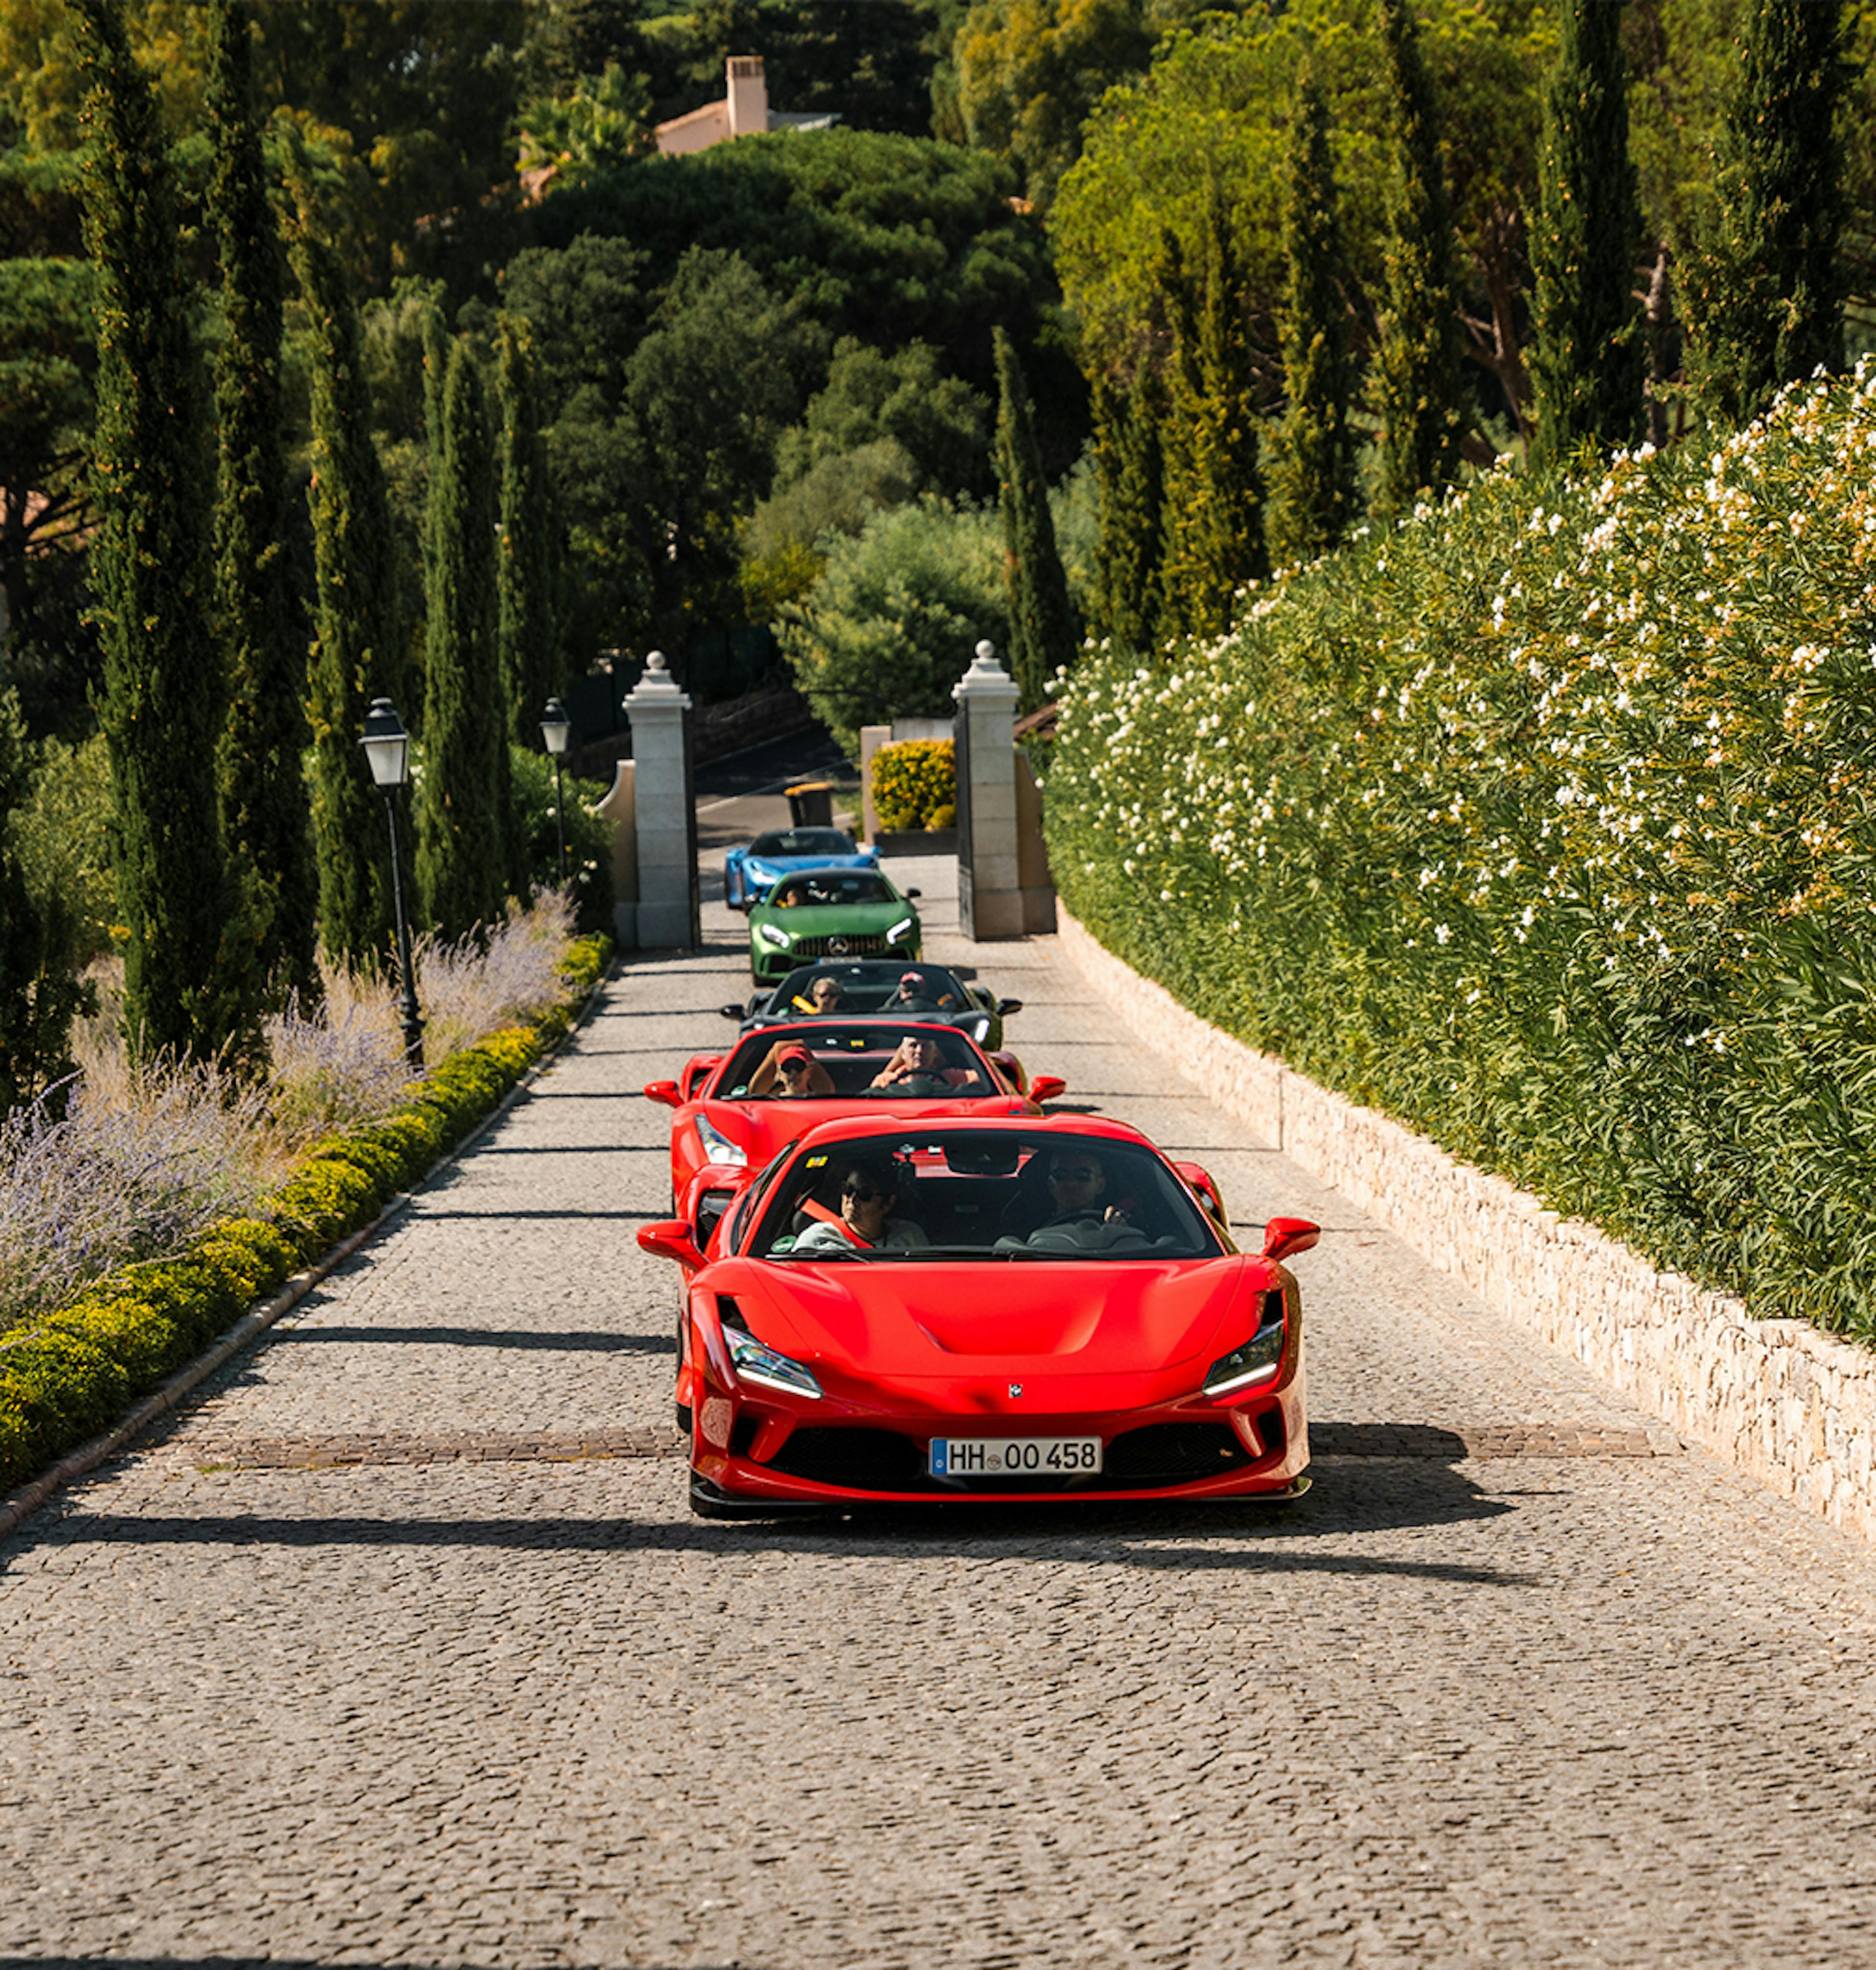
5, 856, 1876, 1970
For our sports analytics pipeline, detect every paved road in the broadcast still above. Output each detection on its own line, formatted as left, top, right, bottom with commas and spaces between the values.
5, 814, 1876, 1968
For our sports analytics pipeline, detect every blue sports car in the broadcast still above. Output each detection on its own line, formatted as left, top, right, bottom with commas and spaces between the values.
724, 827, 879, 911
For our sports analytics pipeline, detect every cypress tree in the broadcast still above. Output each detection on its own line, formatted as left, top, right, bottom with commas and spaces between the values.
1160, 188, 1267, 641
208, 0, 318, 1004
1093, 361, 1167, 655
1682, 0, 1850, 428
496, 318, 563, 748
285, 148, 400, 969
1372, 0, 1466, 519
993, 325, 1077, 712
1527, 0, 1645, 469
415, 339, 510, 941
0, 690, 86, 1112
1267, 61, 1357, 566
73, 0, 258, 1068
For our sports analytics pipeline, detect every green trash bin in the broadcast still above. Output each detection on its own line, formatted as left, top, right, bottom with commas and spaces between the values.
787, 781, 834, 827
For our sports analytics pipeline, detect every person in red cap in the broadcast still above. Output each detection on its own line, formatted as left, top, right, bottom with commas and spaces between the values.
750, 1039, 835, 1097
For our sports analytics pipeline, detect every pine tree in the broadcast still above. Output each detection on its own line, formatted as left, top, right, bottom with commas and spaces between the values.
1267, 61, 1357, 567
0, 690, 87, 1112
73, 0, 258, 1068
208, 0, 318, 1005
993, 325, 1077, 712
1372, 0, 1466, 518
496, 318, 563, 747
1526, 0, 1645, 469
285, 147, 400, 969
416, 338, 510, 941
1093, 362, 1167, 655
1682, 0, 1850, 428
1160, 189, 1267, 641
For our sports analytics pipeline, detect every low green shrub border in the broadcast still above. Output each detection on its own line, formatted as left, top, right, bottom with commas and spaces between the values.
0, 935, 610, 1495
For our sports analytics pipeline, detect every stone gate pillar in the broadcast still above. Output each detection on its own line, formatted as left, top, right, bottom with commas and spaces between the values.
624, 651, 700, 950
953, 640, 1053, 940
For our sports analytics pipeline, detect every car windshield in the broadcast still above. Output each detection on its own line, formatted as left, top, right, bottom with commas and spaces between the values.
747, 829, 855, 858
764, 963, 968, 1016
766, 871, 895, 909
750, 1131, 1225, 1262
712, 1025, 998, 1100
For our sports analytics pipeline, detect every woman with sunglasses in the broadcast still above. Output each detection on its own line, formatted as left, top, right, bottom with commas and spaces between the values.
792, 1157, 929, 1252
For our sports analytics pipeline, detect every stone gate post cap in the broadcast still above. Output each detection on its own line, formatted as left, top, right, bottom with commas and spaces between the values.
954, 639, 1019, 704
625, 649, 691, 711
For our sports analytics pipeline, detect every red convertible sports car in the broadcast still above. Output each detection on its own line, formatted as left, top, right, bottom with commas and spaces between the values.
636, 1114, 1317, 1517
644, 1016, 1067, 1243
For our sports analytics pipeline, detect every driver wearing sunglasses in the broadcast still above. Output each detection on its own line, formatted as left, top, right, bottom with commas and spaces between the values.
791, 1158, 929, 1252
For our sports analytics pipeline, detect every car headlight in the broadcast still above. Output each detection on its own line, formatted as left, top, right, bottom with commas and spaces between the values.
965, 1013, 992, 1043
758, 922, 791, 948
886, 916, 915, 942
1202, 1296, 1287, 1396
725, 1332, 823, 1399
694, 1115, 747, 1167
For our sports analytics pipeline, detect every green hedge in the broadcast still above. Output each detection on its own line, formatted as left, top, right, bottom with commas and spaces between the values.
0, 935, 610, 1494
1048, 367, 1876, 1344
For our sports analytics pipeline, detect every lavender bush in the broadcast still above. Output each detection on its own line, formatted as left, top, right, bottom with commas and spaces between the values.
0, 1065, 282, 1333
2, 894, 583, 1334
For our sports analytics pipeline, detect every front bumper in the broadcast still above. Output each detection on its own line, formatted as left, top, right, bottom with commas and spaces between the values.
687, 1383, 1309, 1511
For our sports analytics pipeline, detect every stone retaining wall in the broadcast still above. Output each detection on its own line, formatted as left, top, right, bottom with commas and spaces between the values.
1058, 906, 1876, 1546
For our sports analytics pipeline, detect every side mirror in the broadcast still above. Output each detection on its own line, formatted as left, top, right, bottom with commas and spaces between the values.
637, 1219, 706, 1270
998, 999, 1023, 1016
1028, 1074, 1067, 1105
905, 887, 923, 899
1261, 1216, 1321, 1264
719, 1003, 744, 1020
643, 1080, 683, 1108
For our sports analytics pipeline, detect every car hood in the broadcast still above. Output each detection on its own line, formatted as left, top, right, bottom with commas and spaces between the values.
749, 900, 911, 936
713, 1252, 1260, 1382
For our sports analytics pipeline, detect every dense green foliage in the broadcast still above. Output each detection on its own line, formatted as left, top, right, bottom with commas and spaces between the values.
208, 0, 317, 1005
993, 326, 1076, 711
871, 736, 957, 832
1266, 63, 1356, 569
416, 340, 510, 941
781, 495, 1008, 754
496, 321, 565, 750
74, 0, 257, 1069
1526, 0, 1644, 469
1049, 365, 1876, 1343
1090, 364, 1166, 654
0, 689, 86, 1110
1372, 0, 1465, 516
1159, 186, 1267, 633
1681, 0, 1852, 429
508, 745, 614, 934
10, 730, 114, 969
289, 153, 401, 970
0, 934, 609, 1493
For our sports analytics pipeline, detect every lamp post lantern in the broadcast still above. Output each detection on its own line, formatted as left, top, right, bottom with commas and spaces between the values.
540, 696, 572, 888
360, 697, 425, 1069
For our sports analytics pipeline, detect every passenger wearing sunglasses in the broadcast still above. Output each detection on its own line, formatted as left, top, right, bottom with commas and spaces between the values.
749, 1041, 836, 1097
792, 1158, 929, 1252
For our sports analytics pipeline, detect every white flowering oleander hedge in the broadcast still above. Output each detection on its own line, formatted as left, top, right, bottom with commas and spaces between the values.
1049, 364, 1876, 1343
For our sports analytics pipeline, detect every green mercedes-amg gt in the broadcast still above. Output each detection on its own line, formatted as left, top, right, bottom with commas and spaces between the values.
745, 866, 923, 985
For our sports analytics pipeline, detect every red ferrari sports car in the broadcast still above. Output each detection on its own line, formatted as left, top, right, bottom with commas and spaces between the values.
636, 1114, 1317, 1516
644, 1015, 1067, 1243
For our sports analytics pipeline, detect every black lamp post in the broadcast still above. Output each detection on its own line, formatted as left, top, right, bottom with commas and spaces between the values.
540, 696, 572, 888
359, 697, 425, 1069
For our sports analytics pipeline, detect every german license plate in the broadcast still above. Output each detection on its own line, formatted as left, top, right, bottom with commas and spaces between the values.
929, 1436, 1103, 1477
